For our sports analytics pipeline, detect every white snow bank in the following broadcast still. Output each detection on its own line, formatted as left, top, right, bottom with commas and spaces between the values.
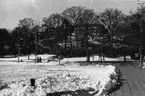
0, 65, 119, 96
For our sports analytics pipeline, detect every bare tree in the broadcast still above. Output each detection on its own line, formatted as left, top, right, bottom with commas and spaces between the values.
81, 8, 98, 62
128, 4, 145, 67
99, 8, 124, 56
18, 18, 35, 60
62, 6, 84, 48
42, 13, 63, 56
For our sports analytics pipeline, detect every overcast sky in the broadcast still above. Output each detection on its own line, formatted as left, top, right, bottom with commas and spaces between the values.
0, 0, 142, 29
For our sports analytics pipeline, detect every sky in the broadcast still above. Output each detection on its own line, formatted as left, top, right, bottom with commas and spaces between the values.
0, 0, 143, 29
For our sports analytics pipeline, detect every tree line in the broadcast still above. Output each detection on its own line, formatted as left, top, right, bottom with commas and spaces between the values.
1, 5, 145, 67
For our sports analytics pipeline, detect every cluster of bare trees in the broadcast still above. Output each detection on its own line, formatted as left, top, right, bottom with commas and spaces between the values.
1, 5, 145, 67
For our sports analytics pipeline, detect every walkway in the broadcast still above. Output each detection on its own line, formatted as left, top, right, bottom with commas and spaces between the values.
113, 66, 145, 96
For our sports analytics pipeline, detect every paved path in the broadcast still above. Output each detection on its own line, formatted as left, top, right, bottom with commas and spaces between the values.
113, 66, 145, 96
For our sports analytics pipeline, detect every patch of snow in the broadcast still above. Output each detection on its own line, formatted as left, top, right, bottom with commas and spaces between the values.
0, 54, 55, 62
0, 54, 129, 63
142, 63, 145, 68
0, 65, 118, 96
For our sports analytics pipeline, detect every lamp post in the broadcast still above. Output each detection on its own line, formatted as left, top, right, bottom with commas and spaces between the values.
137, 0, 143, 68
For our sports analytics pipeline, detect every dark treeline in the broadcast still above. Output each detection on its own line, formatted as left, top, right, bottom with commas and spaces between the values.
1, 5, 145, 66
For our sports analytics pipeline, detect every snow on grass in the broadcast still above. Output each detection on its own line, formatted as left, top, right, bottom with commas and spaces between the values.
0, 54, 55, 62
0, 54, 121, 95
0, 65, 119, 96
0, 54, 132, 64
61, 56, 132, 63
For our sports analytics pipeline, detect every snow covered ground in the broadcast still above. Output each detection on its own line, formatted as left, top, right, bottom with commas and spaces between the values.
0, 54, 132, 65
0, 65, 119, 96
0, 54, 120, 96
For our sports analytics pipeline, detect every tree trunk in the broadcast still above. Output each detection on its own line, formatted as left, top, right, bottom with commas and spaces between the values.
35, 31, 38, 62
140, 46, 143, 68
140, 24, 143, 68
58, 59, 61, 65
28, 47, 30, 60
100, 41, 105, 62
124, 55, 126, 62
102, 54, 105, 61
28, 54, 30, 60
69, 35, 72, 48
69, 35, 72, 57
76, 27, 79, 48
110, 32, 114, 57
86, 44, 90, 62
108, 29, 113, 56
18, 44, 20, 62
56, 44, 58, 57
82, 33, 86, 49
64, 37, 67, 49
15, 54, 17, 57
85, 24, 90, 62
64, 38, 67, 56
0, 42, 5, 58
27, 33, 30, 60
